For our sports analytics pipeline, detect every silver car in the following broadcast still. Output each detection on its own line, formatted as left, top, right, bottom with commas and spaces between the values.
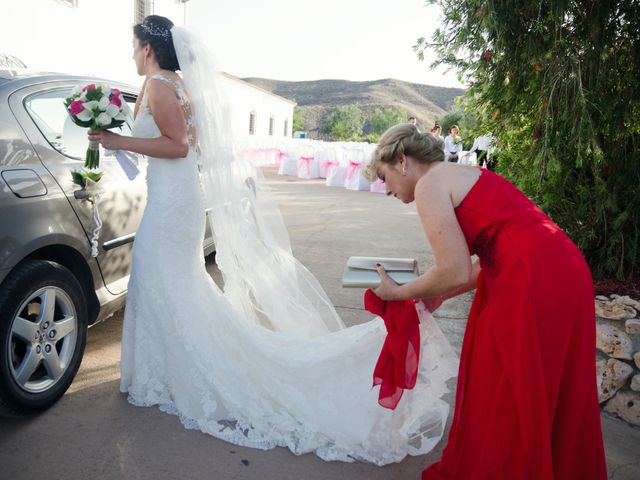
0, 69, 214, 416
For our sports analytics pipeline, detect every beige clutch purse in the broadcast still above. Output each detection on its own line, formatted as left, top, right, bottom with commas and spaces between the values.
342, 256, 419, 288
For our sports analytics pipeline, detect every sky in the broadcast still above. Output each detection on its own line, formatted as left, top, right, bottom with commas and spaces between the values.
0, 0, 464, 89
188, 0, 464, 87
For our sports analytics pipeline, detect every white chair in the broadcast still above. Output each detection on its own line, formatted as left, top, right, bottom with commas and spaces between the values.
458, 151, 477, 166
296, 143, 320, 179
370, 178, 386, 194
278, 148, 299, 176
317, 147, 339, 178
343, 147, 370, 191
325, 146, 348, 187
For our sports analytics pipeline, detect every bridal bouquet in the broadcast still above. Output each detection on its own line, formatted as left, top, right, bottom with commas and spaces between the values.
64, 83, 127, 258
64, 83, 127, 170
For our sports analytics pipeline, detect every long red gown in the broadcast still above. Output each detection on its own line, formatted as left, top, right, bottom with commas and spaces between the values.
422, 169, 607, 479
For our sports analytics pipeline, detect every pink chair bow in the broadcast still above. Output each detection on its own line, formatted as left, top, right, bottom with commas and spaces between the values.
299, 155, 315, 176
345, 160, 361, 181
274, 149, 288, 167
321, 160, 339, 176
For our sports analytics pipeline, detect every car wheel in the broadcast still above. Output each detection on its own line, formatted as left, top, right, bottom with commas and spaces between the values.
0, 260, 87, 417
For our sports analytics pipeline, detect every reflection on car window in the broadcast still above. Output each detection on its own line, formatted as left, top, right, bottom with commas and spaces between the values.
24, 88, 136, 160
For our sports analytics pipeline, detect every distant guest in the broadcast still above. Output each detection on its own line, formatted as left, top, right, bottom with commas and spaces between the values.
444, 124, 462, 162
430, 124, 444, 144
470, 133, 495, 169
407, 116, 420, 132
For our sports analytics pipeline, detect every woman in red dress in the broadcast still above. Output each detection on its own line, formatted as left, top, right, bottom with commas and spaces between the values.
366, 124, 607, 479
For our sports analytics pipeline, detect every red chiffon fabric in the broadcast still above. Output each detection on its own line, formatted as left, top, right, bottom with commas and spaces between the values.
422, 170, 607, 479
364, 289, 420, 410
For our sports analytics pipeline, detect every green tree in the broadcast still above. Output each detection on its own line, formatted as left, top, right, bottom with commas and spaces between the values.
292, 106, 305, 132
417, 0, 640, 279
437, 97, 479, 146
370, 107, 406, 137
323, 105, 364, 140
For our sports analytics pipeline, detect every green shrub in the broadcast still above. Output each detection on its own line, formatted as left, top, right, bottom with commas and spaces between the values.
419, 0, 640, 279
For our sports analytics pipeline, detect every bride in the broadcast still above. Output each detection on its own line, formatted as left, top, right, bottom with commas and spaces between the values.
88, 15, 457, 465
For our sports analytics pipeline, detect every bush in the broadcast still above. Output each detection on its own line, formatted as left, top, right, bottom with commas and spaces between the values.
419, 0, 640, 279
323, 106, 364, 141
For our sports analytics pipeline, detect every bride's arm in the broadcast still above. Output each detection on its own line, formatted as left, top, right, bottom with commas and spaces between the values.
89, 79, 189, 159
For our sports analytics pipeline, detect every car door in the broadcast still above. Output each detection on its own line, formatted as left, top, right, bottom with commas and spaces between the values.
10, 78, 147, 295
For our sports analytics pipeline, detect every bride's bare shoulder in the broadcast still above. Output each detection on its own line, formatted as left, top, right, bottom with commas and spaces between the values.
146, 76, 180, 101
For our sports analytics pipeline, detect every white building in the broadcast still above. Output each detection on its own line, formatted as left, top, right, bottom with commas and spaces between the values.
221, 73, 295, 139
1, 0, 294, 139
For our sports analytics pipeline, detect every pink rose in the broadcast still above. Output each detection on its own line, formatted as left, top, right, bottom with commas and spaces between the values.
109, 93, 122, 107
82, 83, 96, 92
69, 99, 85, 116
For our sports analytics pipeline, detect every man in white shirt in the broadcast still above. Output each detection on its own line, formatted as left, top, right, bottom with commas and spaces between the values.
470, 134, 495, 169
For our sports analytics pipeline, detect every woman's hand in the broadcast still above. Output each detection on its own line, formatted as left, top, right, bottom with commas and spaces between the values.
88, 129, 126, 151
373, 265, 402, 301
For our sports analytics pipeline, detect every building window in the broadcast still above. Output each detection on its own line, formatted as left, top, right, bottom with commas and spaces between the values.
284, 119, 289, 137
134, 0, 153, 24
269, 116, 275, 136
249, 111, 256, 135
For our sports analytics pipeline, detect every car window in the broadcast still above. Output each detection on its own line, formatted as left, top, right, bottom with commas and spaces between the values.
24, 87, 136, 160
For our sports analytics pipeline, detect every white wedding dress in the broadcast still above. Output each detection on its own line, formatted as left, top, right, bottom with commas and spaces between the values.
119, 29, 458, 466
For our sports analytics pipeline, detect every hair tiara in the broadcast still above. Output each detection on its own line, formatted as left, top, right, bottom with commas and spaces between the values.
141, 21, 170, 39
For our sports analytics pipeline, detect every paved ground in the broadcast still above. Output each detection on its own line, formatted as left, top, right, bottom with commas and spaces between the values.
1, 167, 638, 479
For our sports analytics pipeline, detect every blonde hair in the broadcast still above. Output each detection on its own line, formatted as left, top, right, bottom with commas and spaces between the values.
364, 123, 444, 182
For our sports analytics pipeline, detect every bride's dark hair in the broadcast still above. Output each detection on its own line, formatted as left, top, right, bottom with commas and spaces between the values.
133, 15, 180, 71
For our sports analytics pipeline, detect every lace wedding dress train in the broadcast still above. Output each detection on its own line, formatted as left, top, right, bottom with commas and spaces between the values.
120, 30, 458, 466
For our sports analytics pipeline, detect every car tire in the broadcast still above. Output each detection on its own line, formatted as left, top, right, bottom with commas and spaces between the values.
0, 260, 87, 417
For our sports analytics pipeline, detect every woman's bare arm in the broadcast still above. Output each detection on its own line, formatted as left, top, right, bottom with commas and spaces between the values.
90, 78, 189, 159
375, 170, 474, 301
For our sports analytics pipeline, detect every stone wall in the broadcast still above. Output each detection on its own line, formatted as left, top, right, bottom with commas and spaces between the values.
595, 295, 640, 426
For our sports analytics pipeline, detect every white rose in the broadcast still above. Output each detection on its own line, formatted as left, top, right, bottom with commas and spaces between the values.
114, 111, 126, 121
96, 112, 112, 126
102, 86, 111, 98
83, 100, 99, 111
76, 109, 94, 122
105, 103, 120, 117
71, 85, 82, 96
80, 91, 87, 101
98, 96, 110, 110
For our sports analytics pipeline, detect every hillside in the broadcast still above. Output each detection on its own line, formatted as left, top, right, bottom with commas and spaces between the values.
241, 77, 465, 136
